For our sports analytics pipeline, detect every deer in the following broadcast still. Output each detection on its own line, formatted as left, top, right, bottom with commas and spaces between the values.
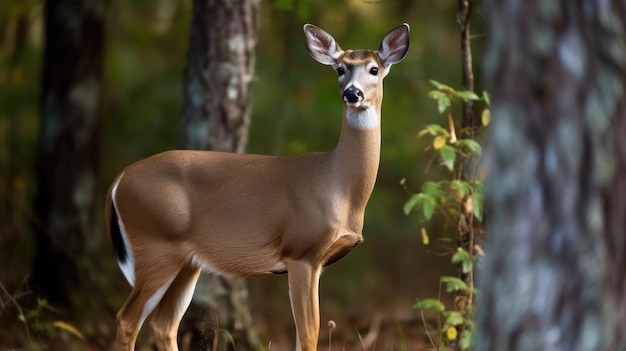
105, 23, 409, 351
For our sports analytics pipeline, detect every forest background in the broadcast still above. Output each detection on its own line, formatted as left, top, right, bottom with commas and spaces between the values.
0, 0, 483, 349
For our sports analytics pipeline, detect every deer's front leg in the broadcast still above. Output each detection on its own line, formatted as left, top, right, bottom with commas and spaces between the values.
287, 260, 322, 351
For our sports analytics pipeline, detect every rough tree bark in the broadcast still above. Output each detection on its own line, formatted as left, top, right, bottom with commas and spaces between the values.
177, 0, 261, 350
477, 1, 626, 351
32, 0, 105, 305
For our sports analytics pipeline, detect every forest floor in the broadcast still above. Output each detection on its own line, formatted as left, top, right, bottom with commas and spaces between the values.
0, 308, 438, 351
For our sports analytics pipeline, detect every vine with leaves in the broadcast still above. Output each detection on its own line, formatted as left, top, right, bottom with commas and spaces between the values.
404, 79, 489, 350
404, 2, 490, 349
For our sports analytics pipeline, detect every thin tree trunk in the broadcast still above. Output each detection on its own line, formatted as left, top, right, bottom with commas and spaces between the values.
477, 1, 626, 350
458, 0, 475, 132
178, 0, 261, 350
32, 0, 105, 305
454, 2, 477, 343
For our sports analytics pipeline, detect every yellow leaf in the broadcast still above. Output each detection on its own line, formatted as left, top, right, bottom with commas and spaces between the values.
433, 135, 447, 149
421, 227, 429, 245
481, 108, 491, 126
53, 321, 85, 340
446, 326, 458, 340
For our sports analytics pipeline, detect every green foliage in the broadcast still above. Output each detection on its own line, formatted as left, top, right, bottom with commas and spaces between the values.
413, 298, 446, 313
406, 81, 489, 350
413, 276, 476, 350
457, 139, 482, 156
404, 193, 436, 220
427, 80, 481, 115
438, 145, 456, 171
408, 81, 488, 224
482, 91, 491, 107
417, 124, 451, 137
472, 188, 484, 222
441, 276, 471, 294
450, 180, 471, 199
18, 298, 57, 324
452, 248, 473, 274
429, 90, 452, 114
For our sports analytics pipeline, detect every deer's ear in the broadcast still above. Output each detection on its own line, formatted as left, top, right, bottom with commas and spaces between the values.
303, 24, 344, 66
378, 23, 410, 67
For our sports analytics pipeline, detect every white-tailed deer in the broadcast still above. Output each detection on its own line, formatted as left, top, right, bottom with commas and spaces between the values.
106, 23, 409, 351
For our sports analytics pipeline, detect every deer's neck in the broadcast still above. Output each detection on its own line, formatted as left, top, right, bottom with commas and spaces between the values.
330, 105, 382, 211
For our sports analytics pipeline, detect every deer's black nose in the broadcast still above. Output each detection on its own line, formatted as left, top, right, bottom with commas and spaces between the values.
343, 86, 364, 103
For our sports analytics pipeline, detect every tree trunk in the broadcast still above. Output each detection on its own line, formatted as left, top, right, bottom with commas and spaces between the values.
454, 1, 477, 346
179, 0, 257, 152
458, 0, 475, 132
32, 0, 105, 305
178, 0, 261, 350
477, 1, 626, 350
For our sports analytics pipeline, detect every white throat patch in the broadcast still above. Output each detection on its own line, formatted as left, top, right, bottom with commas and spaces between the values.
346, 106, 380, 129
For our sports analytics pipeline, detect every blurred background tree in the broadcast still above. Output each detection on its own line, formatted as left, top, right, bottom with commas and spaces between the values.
476, 0, 626, 350
32, 0, 106, 307
0, 0, 476, 349
177, 0, 260, 350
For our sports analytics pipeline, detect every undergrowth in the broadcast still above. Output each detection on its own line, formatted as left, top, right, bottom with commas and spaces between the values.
404, 80, 489, 351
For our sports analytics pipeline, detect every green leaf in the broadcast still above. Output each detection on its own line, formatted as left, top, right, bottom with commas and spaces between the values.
441, 276, 470, 293
457, 139, 482, 156
427, 90, 447, 100
474, 180, 484, 192
427, 90, 452, 114
404, 192, 437, 220
473, 191, 484, 222
444, 311, 465, 326
451, 248, 473, 274
421, 181, 445, 198
36, 298, 57, 313
422, 195, 436, 220
417, 124, 450, 137
453, 90, 480, 102
403, 193, 421, 215
482, 90, 491, 107
428, 90, 452, 114
459, 329, 473, 350
413, 298, 446, 313
429, 80, 456, 94
437, 95, 451, 114
450, 180, 471, 199
438, 145, 456, 171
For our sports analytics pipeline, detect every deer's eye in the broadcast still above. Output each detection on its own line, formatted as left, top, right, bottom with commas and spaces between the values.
370, 67, 378, 76
336, 67, 345, 76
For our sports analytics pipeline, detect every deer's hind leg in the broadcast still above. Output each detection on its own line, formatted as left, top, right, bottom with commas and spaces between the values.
149, 264, 202, 351
115, 260, 181, 351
